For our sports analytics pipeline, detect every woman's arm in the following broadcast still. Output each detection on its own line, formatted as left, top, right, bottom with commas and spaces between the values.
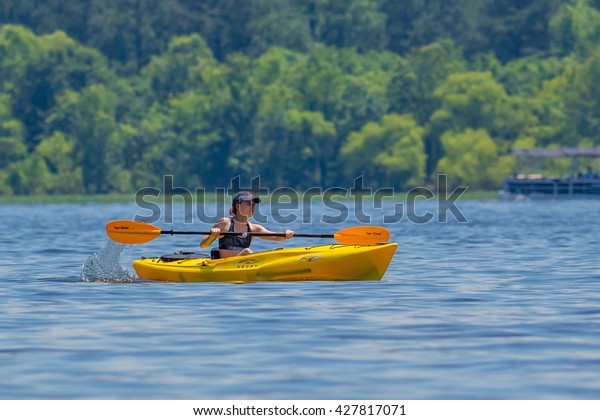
199, 219, 229, 248
250, 223, 294, 241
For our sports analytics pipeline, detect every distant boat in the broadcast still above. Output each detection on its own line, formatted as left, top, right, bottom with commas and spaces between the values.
501, 148, 600, 199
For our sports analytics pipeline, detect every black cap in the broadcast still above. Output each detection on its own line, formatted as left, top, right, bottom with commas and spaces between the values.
232, 191, 261, 204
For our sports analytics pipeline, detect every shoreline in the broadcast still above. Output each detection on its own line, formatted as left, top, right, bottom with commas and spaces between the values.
0, 190, 500, 205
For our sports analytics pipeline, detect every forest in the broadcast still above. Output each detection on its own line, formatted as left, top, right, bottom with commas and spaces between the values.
2, 0, 600, 195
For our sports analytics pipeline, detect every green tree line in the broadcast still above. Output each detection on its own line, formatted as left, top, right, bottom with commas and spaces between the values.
2, 0, 600, 194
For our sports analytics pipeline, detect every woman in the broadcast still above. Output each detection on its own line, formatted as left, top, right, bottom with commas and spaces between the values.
200, 191, 294, 258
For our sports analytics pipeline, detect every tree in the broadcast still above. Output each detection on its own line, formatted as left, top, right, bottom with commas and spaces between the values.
6, 153, 53, 195
246, 0, 312, 55
493, 55, 571, 96
289, 45, 395, 185
46, 85, 127, 193
0, 93, 26, 170
131, 74, 234, 190
218, 53, 267, 182
427, 71, 536, 177
86, 0, 185, 72
526, 71, 572, 147
341, 114, 426, 189
550, 0, 600, 58
0, 24, 40, 88
562, 50, 600, 145
388, 40, 466, 125
31, 132, 84, 193
176, 0, 268, 60
0, 92, 26, 194
139, 33, 221, 104
0, 0, 94, 44
387, 41, 467, 177
435, 129, 515, 189
282, 109, 336, 187
305, 0, 387, 52
252, 81, 304, 187
472, 0, 563, 61
431, 71, 535, 146
381, 0, 480, 55
0, 26, 113, 152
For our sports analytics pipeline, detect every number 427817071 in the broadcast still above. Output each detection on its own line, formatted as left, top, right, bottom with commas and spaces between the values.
334, 405, 405, 416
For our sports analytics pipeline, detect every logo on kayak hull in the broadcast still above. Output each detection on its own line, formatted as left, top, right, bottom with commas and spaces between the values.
297, 254, 322, 262
236, 258, 260, 269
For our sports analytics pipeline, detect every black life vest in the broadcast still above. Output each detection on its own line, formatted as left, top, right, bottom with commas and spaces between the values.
218, 217, 252, 251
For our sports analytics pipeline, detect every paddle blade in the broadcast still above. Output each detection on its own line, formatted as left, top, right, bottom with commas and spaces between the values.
106, 220, 161, 244
334, 226, 390, 245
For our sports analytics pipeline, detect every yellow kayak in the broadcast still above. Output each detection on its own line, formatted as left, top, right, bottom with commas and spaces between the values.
133, 243, 398, 283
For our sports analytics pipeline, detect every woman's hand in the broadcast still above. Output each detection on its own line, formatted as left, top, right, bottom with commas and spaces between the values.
200, 226, 221, 248
284, 229, 294, 239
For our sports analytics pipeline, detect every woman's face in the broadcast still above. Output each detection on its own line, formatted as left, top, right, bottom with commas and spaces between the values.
237, 200, 255, 216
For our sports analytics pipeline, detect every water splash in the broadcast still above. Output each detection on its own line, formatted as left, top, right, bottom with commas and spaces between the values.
80, 240, 135, 282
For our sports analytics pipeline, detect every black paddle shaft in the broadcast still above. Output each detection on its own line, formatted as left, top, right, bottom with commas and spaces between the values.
160, 230, 334, 239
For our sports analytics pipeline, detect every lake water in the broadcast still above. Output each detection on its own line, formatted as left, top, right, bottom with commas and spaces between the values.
1, 198, 600, 399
